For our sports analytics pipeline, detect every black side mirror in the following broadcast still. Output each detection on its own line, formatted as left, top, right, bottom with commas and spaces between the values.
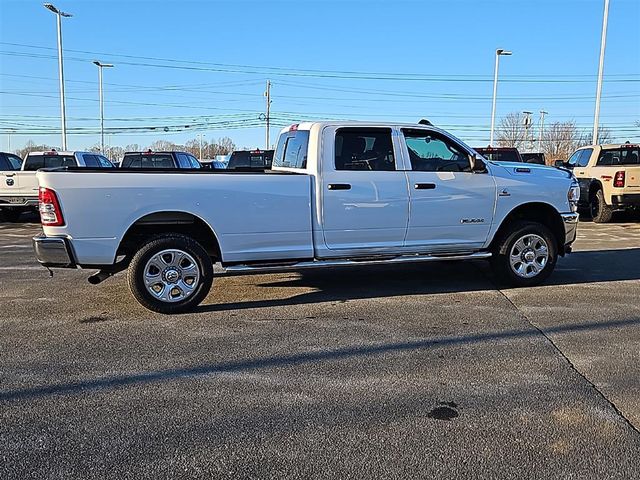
554, 160, 567, 168
471, 154, 487, 173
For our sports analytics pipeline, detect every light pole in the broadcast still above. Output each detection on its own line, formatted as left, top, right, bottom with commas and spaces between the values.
93, 61, 114, 154
44, 3, 72, 151
538, 110, 548, 150
593, 0, 610, 145
490, 48, 512, 146
196, 133, 204, 160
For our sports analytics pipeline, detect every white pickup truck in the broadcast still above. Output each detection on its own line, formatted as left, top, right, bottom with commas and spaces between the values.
1, 150, 114, 221
33, 122, 579, 313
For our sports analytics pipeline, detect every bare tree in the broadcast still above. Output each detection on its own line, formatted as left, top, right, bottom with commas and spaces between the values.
148, 140, 178, 151
496, 112, 527, 149
576, 127, 612, 148
541, 121, 579, 162
14, 140, 55, 159
124, 143, 141, 152
209, 136, 236, 156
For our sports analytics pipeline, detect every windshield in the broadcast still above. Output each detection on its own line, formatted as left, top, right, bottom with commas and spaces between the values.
121, 153, 175, 168
24, 154, 76, 171
228, 151, 273, 169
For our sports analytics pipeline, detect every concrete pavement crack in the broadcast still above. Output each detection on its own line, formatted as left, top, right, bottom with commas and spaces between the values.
497, 287, 640, 437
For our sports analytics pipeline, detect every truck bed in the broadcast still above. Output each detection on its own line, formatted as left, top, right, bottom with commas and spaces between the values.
36, 168, 313, 265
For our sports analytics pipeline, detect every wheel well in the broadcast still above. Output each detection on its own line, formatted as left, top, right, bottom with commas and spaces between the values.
117, 212, 221, 261
491, 203, 566, 255
589, 180, 603, 200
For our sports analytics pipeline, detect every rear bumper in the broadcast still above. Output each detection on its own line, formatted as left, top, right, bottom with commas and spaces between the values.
611, 194, 640, 207
32, 235, 76, 268
561, 212, 579, 249
0, 196, 39, 208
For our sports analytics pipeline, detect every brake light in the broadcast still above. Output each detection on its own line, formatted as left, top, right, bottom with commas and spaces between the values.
38, 187, 65, 226
613, 171, 625, 188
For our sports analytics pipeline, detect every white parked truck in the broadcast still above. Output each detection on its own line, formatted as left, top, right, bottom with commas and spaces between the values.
1, 150, 114, 221
33, 122, 579, 313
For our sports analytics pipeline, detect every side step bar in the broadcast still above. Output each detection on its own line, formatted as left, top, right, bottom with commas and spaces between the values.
224, 251, 492, 274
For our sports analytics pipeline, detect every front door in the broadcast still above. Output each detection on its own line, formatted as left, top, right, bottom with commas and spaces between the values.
400, 128, 496, 250
321, 127, 410, 251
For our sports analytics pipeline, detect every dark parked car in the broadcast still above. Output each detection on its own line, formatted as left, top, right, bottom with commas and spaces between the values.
521, 152, 546, 165
120, 151, 202, 169
474, 146, 524, 163
0, 151, 23, 171
227, 149, 273, 170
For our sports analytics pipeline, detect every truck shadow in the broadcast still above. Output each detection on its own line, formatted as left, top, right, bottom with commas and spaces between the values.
2, 316, 639, 402
199, 248, 640, 313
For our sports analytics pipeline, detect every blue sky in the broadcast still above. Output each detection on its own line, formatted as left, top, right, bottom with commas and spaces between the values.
1, 0, 639, 153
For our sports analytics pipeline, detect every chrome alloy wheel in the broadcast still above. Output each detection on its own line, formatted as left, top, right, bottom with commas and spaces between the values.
143, 249, 200, 303
509, 234, 549, 279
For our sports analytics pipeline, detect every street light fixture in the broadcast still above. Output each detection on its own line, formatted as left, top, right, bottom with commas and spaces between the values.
43, 3, 72, 151
93, 61, 114, 154
490, 48, 512, 146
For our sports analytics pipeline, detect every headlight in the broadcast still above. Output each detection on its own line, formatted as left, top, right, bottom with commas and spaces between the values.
568, 182, 580, 212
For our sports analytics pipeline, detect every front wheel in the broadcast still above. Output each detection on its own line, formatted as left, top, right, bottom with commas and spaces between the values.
127, 234, 214, 314
490, 221, 558, 287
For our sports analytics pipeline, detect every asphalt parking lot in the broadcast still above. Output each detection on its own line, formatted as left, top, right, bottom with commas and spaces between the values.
1, 215, 640, 479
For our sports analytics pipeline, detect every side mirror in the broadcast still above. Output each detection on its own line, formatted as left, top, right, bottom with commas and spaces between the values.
554, 160, 567, 168
470, 154, 487, 173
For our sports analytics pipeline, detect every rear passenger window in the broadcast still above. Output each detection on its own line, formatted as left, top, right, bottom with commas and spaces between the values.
24, 154, 76, 171
402, 129, 471, 172
273, 130, 309, 169
187, 155, 201, 168
597, 147, 640, 166
176, 154, 191, 168
83, 154, 100, 167
334, 128, 395, 171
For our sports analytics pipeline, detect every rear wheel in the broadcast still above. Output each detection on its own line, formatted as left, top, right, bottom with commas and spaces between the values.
127, 234, 213, 314
490, 221, 558, 287
590, 189, 613, 223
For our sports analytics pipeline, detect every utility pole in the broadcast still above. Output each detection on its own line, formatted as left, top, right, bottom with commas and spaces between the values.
44, 4, 72, 151
538, 110, 548, 150
593, 0, 610, 145
265, 80, 271, 150
523, 111, 533, 151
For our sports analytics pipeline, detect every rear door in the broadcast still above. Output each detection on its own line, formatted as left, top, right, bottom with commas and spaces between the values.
321, 127, 409, 251
402, 128, 496, 250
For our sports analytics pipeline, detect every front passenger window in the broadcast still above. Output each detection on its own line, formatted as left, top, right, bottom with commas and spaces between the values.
402, 129, 471, 172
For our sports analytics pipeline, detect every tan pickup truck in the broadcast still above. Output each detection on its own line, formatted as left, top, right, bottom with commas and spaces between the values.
559, 143, 640, 223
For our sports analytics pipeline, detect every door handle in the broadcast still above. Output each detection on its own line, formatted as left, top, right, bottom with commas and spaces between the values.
328, 183, 351, 190
414, 183, 436, 190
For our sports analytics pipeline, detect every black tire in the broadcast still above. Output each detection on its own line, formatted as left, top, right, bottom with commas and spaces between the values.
490, 221, 558, 287
127, 234, 213, 314
590, 189, 613, 223
0, 208, 22, 222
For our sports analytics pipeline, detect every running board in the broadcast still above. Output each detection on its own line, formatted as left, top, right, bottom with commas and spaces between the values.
224, 251, 492, 274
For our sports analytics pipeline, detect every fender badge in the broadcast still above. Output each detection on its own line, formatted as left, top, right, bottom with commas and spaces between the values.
6, 178, 14, 186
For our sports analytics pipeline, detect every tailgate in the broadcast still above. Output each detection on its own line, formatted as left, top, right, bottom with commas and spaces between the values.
626, 167, 640, 188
